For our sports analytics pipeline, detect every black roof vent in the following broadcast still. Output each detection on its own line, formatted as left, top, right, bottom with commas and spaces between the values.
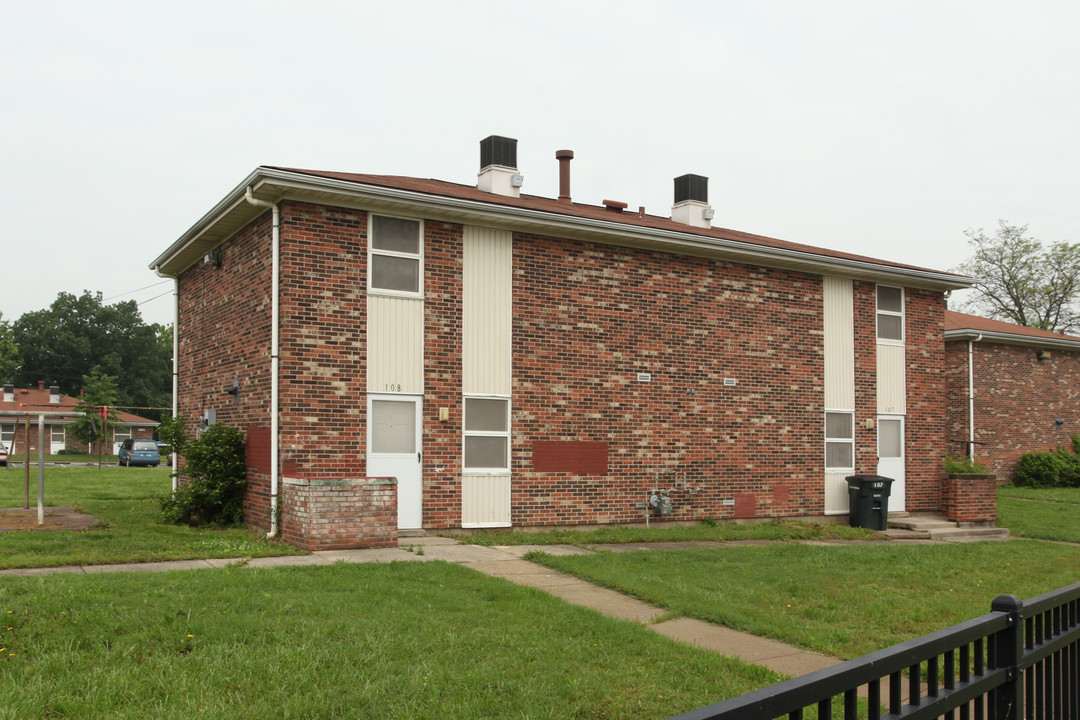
674, 174, 709, 204
480, 135, 518, 169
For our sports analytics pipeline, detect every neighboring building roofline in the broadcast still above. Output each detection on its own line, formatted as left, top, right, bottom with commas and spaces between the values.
152, 166, 973, 291
944, 310, 1080, 350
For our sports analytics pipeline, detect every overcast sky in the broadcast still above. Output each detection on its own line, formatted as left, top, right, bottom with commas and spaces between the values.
2, 0, 1076, 328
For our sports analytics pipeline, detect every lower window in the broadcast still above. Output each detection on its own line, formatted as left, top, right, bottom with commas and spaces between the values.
464, 397, 509, 471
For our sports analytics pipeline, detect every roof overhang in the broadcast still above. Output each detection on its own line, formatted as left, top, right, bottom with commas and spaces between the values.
945, 328, 1080, 350
152, 168, 973, 291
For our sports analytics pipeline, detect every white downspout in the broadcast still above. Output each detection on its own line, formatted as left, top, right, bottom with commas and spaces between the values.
171, 280, 179, 491
245, 187, 281, 538
968, 334, 983, 459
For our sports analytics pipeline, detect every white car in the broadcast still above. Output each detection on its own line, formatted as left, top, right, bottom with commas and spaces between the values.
0, 443, 7, 467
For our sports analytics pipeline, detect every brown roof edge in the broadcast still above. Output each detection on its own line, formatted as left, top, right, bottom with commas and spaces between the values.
945, 310, 1080, 346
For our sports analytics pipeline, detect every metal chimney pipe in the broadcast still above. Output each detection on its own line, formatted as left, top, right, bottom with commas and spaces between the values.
556, 149, 574, 203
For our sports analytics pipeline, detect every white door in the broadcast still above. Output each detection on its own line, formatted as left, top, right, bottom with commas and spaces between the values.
367, 395, 423, 529
50, 425, 66, 454
877, 415, 905, 512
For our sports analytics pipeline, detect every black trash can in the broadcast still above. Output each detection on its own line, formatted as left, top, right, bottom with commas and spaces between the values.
846, 475, 894, 531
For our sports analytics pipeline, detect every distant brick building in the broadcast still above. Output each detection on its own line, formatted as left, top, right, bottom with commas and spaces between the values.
151, 135, 971, 549
1, 382, 158, 455
945, 310, 1080, 481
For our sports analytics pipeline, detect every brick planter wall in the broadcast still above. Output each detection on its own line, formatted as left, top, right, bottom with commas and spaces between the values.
941, 473, 997, 525
281, 476, 397, 550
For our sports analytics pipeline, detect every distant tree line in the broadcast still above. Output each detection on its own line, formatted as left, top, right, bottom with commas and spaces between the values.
0, 291, 171, 421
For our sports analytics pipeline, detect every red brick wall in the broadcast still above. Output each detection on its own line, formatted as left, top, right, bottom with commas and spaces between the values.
421, 221, 464, 529
277, 201, 368, 481
904, 288, 947, 511
177, 212, 273, 528
949, 340, 1080, 480
281, 476, 397, 550
944, 340, 971, 459
504, 233, 826, 526
941, 473, 997, 523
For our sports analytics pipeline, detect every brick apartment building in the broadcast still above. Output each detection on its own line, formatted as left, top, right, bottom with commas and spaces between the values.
1, 383, 158, 455
151, 136, 972, 549
945, 310, 1080, 480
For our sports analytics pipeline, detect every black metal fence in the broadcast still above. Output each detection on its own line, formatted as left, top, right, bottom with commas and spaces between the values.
668, 581, 1080, 720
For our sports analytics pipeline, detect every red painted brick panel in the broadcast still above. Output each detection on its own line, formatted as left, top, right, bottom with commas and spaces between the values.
532, 441, 609, 475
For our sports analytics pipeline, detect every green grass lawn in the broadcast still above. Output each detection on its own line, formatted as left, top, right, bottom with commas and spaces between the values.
0, 562, 779, 720
997, 485, 1080, 542
0, 465, 302, 569
453, 519, 878, 546
7, 453, 124, 463
529, 540, 1080, 660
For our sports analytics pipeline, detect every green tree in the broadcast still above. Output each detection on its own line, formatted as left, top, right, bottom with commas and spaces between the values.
0, 311, 18, 383
11, 291, 171, 415
68, 367, 120, 456
956, 221, 1080, 333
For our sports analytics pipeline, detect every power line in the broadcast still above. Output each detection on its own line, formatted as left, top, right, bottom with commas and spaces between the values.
137, 289, 175, 307
103, 280, 172, 303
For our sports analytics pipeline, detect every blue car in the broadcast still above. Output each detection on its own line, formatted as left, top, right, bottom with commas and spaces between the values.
118, 438, 161, 467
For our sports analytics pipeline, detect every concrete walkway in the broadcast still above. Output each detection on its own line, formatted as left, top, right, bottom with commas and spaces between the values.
0, 534, 842, 678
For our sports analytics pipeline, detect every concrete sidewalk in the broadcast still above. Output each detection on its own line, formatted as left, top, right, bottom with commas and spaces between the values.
0, 534, 841, 678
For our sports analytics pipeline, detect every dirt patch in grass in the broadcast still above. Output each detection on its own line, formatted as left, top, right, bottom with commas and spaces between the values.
0, 506, 98, 533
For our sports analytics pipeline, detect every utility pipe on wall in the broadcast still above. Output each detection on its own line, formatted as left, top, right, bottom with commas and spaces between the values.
245, 187, 281, 538
968, 334, 983, 458
171, 279, 179, 491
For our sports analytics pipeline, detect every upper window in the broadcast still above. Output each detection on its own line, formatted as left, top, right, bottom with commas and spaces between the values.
825, 411, 854, 471
370, 215, 422, 296
464, 397, 509, 472
876, 285, 904, 343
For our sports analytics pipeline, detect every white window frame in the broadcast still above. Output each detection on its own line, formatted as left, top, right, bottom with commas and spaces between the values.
876, 285, 905, 345
1, 423, 13, 452
368, 213, 424, 298
463, 395, 510, 474
825, 410, 855, 472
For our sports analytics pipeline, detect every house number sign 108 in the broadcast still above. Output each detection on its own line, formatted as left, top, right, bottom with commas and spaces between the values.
384, 384, 402, 392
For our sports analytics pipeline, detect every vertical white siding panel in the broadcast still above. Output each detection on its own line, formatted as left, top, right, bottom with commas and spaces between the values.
367, 296, 424, 394
823, 277, 855, 411
823, 277, 856, 514
463, 227, 513, 396
462, 226, 513, 527
461, 475, 512, 527
877, 344, 907, 414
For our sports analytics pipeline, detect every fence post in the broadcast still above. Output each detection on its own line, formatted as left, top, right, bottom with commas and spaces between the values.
991, 594, 1023, 720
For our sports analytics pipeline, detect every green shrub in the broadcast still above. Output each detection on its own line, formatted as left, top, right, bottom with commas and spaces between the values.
1056, 447, 1080, 487
160, 423, 246, 526
943, 455, 988, 474
1014, 451, 1066, 487
56, 448, 85, 456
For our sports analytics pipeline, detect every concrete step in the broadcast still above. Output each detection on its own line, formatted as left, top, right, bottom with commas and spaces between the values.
887, 514, 1009, 542
927, 526, 1011, 542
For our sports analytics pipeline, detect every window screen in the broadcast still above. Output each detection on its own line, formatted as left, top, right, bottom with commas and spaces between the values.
370, 215, 421, 294
371, 400, 416, 454
464, 397, 509, 470
825, 411, 854, 470
878, 419, 902, 458
876, 286, 904, 342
